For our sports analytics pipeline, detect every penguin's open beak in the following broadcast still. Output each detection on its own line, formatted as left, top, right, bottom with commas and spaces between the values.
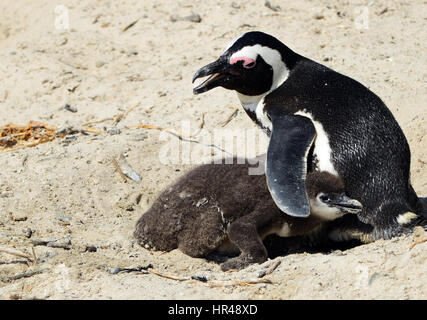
192, 57, 236, 94
331, 195, 363, 214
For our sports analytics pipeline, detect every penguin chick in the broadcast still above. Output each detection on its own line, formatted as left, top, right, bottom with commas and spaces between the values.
134, 158, 362, 271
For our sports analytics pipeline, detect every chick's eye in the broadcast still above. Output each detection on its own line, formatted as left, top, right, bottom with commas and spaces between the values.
244, 61, 256, 69
319, 195, 331, 202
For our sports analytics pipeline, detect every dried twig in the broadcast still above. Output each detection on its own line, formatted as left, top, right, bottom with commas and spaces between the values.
257, 260, 281, 278
147, 268, 188, 281
219, 108, 239, 127
129, 124, 194, 138
0, 121, 57, 152
0, 121, 101, 152
410, 238, 427, 249
30, 238, 71, 250
128, 123, 232, 156
0, 245, 33, 261
122, 19, 139, 32
58, 59, 88, 70
113, 154, 141, 183
82, 127, 103, 134
147, 267, 273, 287
82, 117, 114, 126
124, 103, 140, 117
207, 278, 273, 287
0, 260, 28, 265
114, 102, 142, 125
190, 113, 207, 136
108, 263, 274, 287
46, 242, 71, 250
376, 7, 388, 16
31, 247, 37, 263
82, 102, 141, 127
8, 268, 48, 281
109, 264, 153, 275
112, 158, 128, 183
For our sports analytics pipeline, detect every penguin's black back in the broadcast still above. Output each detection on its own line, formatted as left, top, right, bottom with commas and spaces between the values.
265, 58, 417, 236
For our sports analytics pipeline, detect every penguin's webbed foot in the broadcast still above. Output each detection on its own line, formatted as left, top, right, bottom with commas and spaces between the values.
220, 253, 267, 271
221, 215, 269, 271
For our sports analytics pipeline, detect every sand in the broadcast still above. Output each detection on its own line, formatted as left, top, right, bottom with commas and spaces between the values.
0, 0, 425, 300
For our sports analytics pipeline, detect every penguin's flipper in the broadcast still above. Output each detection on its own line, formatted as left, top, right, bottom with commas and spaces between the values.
266, 113, 316, 218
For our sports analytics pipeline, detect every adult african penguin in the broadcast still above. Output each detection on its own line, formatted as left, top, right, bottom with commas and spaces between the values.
192, 31, 423, 240
134, 157, 363, 271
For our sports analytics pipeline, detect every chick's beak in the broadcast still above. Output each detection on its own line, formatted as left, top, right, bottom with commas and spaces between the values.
331, 195, 363, 214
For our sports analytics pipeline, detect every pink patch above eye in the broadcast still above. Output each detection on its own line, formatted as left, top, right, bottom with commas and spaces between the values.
230, 57, 256, 68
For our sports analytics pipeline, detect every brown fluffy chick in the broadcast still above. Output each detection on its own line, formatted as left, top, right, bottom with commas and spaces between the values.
134, 157, 362, 271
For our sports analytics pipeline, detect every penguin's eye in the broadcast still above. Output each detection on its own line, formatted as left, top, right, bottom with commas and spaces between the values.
230, 57, 256, 69
243, 61, 256, 69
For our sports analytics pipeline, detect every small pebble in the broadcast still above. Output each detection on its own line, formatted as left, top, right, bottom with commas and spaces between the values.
47, 241, 71, 249
108, 268, 121, 275
85, 245, 97, 253
64, 104, 78, 113
61, 136, 78, 144
56, 37, 68, 46
45, 251, 57, 259
257, 269, 267, 278
265, 0, 281, 12
332, 250, 345, 256
170, 13, 202, 23
31, 238, 57, 245
10, 212, 27, 222
58, 216, 71, 223
96, 61, 106, 68
56, 125, 81, 136
22, 227, 33, 238
107, 128, 121, 135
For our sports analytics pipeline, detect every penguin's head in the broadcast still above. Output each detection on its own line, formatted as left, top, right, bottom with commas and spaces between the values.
192, 31, 298, 96
306, 171, 363, 220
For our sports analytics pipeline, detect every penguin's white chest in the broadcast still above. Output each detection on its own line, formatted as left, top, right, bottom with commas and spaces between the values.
255, 98, 273, 132
236, 94, 273, 133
